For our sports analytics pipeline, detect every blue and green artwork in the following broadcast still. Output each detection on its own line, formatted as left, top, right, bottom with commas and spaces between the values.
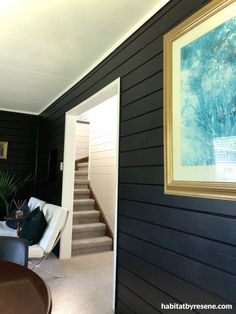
181, 17, 236, 166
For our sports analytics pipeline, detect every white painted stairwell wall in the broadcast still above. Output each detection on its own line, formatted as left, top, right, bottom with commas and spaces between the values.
79, 96, 118, 233
75, 122, 90, 160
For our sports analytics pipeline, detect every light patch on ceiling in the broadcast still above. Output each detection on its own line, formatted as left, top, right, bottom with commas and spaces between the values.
0, 0, 169, 114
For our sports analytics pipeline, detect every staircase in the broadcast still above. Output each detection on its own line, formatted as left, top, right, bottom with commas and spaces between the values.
72, 161, 113, 256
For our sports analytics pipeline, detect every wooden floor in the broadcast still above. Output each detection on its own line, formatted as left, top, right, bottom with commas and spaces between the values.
32, 252, 114, 314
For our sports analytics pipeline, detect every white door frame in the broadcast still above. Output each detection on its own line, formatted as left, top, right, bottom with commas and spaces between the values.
60, 78, 120, 312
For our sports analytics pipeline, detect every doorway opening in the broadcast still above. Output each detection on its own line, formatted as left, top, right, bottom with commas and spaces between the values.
60, 78, 120, 312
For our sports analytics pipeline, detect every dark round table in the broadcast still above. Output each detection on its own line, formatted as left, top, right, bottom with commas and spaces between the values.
0, 260, 52, 314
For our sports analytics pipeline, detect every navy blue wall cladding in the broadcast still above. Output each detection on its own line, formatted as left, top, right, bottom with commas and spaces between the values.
35, 116, 62, 205
0, 110, 38, 201
37, 0, 236, 312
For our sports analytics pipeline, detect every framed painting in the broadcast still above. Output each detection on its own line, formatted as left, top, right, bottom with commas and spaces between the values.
0, 141, 8, 159
164, 0, 236, 200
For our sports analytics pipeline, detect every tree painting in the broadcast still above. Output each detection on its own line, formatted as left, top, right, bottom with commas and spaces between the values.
181, 17, 236, 166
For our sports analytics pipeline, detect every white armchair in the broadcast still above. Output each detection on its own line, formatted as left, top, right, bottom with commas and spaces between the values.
0, 197, 69, 277
0, 197, 46, 237
28, 197, 46, 212
29, 203, 69, 277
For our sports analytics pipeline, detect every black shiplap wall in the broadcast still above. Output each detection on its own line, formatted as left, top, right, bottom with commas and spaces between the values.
0, 110, 38, 198
38, 0, 236, 312
35, 116, 63, 204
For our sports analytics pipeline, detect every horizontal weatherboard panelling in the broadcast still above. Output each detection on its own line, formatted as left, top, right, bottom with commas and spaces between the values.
118, 233, 236, 303
119, 147, 163, 166
90, 134, 115, 145
0, 119, 36, 129
118, 249, 228, 304
0, 110, 37, 202
116, 283, 160, 314
119, 183, 236, 217
120, 166, 164, 185
118, 249, 228, 308
89, 157, 116, 166
36, 0, 236, 311
90, 151, 116, 160
0, 134, 36, 145
3, 156, 35, 165
90, 165, 116, 175
121, 90, 163, 121
4, 149, 36, 157
0, 110, 36, 123
120, 128, 163, 151
90, 143, 116, 153
118, 215, 236, 275
75, 122, 89, 160
121, 72, 163, 106
118, 266, 178, 312
119, 200, 236, 245
0, 128, 36, 139
120, 109, 163, 137
116, 300, 135, 314
122, 54, 162, 91
0, 164, 35, 174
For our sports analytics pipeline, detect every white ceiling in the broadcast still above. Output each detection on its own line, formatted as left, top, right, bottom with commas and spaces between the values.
0, 0, 168, 115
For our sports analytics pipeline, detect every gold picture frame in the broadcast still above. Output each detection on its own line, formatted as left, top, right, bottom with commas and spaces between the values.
164, 0, 236, 200
0, 141, 8, 159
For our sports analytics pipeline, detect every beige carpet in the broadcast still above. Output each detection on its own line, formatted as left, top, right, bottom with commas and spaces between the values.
34, 251, 114, 314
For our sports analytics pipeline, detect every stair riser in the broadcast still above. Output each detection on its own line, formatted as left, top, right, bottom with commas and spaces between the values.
72, 245, 112, 256
72, 229, 105, 240
74, 183, 88, 189
73, 204, 95, 211
73, 216, 100, 224
74, 194, 90, 200
78, 168, 88, 172
77, 163, 88, 168
75, 175, 88, 180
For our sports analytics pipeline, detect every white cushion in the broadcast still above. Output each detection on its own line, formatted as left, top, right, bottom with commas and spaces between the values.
28, 244, 44, 258
0, 221, 17, 237
38, 203, 68, 254
28, 197, 46, 212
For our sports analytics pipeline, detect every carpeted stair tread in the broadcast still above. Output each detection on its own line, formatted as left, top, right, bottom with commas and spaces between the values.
74, 189, 90, 194
77, 163, 88, 168
72, 236, 112, 249
74, 180, 89, 184
73, 223, 105, 232
74, 199, 95, 205
73, 210, 99, 217
75, 170, 88, 175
